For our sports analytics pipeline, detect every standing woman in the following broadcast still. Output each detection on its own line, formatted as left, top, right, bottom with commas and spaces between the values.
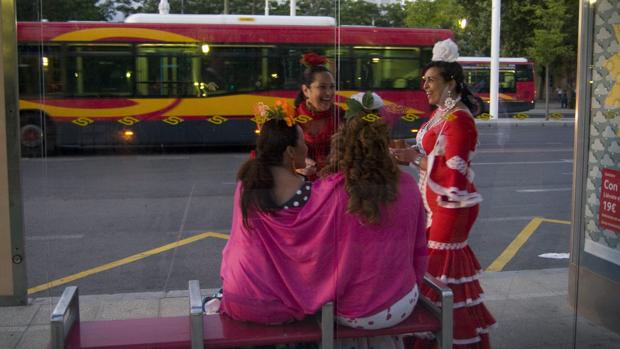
295, 53, 344, 178
391, 39, 496, 348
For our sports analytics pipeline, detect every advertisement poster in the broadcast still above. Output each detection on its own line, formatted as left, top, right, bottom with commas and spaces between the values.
583, 1, 620, 266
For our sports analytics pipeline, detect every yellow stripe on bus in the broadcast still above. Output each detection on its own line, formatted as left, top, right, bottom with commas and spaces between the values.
52, 28, 198, 43
20, 92, 424, 119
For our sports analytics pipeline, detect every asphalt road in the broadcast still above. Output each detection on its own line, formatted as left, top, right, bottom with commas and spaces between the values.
20, 123, 574, 296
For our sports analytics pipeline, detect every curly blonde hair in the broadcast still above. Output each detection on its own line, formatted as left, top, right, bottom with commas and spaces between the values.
321, 117, 400, 224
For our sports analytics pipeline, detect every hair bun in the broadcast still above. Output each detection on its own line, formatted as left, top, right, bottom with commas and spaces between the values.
432, 39, 459, 62
300, 52, 328, 67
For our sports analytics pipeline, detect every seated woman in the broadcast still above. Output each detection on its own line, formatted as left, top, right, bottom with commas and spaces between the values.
321, 92, 428, 348
220, 97, 428, 344
220, 101, 334, 324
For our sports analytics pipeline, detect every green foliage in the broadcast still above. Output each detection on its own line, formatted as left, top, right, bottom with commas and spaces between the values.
405, 0, 466, 30
340, 0, 380, 26
17, 0, 105, 21
375, 3, 407, 28
525, 0, 571, 66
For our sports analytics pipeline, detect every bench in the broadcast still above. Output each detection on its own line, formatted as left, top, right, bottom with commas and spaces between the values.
49, 274, 452, 349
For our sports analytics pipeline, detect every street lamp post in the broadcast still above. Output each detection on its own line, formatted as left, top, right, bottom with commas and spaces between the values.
490, 0, 501, 119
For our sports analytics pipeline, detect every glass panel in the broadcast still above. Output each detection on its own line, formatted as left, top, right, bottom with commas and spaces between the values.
9, 1, 620, 349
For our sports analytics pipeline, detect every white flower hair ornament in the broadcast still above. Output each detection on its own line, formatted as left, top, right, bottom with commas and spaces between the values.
432, 39, 459, 62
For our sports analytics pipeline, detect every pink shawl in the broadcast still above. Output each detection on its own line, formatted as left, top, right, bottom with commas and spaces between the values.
220, 172, 427, 324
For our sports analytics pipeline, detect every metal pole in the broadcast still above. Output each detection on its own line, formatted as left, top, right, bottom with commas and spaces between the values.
290, 0, 296, 16
490, 0, 501, 119
265, 0, 269, 16
224, 0, 229, 15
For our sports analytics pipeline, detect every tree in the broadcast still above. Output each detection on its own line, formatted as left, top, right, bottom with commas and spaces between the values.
404, 0, 472, 52
375, 3, 408, 28
525, 0, 571, 115
405, 0, 465, 29
340, 0, 380, 26
17, 0, 105, 21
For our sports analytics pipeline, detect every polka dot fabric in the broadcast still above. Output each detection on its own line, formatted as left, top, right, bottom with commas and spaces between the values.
282, 182, 312, 210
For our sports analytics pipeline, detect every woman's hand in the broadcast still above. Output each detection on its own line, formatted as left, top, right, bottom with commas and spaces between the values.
390, 147, 419, 164
391, 147, 427, 169
296, 158, 317, 177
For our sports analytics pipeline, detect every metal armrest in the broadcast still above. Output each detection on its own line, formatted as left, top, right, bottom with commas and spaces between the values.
51, 286, 80, 349
320, 302, 334, 349
188, 280, 204, 349
421, 273, 453, 349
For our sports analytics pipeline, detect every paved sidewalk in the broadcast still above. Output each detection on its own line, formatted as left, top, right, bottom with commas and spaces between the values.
1, 268, 618, 349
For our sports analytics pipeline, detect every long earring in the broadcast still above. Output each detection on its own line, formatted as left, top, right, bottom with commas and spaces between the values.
443, 90, 457, 110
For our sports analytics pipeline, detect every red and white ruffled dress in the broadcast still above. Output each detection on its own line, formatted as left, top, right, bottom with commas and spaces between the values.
413, 109, 496, 349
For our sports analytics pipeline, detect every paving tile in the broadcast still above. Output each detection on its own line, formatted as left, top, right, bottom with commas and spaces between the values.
0, 327, 26, 349
0, 305, 39, 327
97, 299, 159, 320
29, 304, 53, 326
14, 324, 49, 349
159, 297, 187, 317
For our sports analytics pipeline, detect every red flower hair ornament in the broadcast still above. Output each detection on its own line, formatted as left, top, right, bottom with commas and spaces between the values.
300, 52, 328, 67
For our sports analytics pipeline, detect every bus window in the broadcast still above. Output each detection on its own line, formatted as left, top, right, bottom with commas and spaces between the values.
136, 44, 199, 97
516, 64, 534, 81
19, 44, 66, 97
499, 70, 516, 93
68, 45, 133, 97
352, 47, 421, 90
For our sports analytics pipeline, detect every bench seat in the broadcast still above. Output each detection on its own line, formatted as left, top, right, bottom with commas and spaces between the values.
62, 316, 190, 349
50, 275, 452, 349
203, 313, 321, 348
334, 306, 440, 339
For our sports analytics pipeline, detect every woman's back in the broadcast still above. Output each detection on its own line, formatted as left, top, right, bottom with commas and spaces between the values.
319, 172, 427, 318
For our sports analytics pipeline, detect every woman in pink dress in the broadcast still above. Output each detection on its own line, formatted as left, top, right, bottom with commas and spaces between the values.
391, 39, 496, 349
221, 96, 428, 349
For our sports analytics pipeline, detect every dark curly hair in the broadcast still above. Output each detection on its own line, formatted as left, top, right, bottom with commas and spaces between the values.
321, 117, 399, 224
424, 61, 484, 116
237, 119, 299, 227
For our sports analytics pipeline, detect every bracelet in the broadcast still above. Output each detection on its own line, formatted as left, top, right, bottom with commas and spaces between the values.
412, 153, 424, 167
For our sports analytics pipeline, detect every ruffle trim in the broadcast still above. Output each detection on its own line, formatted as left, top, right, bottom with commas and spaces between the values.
436, 271, 482, 285
453, 325, 497, 345
428, 240, 468, 250
433, 295, 485, 309
427, 177, 482, 208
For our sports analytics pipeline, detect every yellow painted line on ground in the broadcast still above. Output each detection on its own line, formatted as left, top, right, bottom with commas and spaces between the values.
486, 217, 572, 272
486, 217, 544, 272
541, 217, 571, 225
28, 231, 230, 295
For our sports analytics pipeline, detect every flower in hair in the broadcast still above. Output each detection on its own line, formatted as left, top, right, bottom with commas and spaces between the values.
300, 52, 328, 67
432, 38, 459, 62
253, 100, 297, 128
344, 91, 384, 121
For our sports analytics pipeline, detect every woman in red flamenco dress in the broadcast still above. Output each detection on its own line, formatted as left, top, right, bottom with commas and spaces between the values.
391, 39, 496, 349
293, 53, 344, 179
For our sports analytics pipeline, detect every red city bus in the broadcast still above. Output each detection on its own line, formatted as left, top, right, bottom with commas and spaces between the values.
457, 56, 536, 113
17, 14, 452, 155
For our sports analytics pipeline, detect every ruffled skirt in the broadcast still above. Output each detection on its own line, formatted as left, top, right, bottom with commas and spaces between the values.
412, 205, 496, 349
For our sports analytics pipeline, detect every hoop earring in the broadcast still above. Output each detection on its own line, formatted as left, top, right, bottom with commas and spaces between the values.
443, 90, 457, 110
